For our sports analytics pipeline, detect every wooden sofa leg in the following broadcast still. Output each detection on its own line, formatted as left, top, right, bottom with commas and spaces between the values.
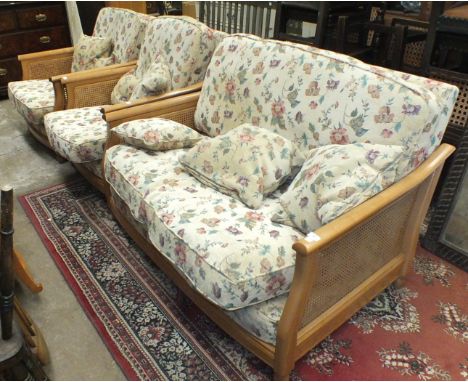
273, 369, 292, 381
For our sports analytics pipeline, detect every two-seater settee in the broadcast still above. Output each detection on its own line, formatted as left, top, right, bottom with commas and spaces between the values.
102, 35, 458, 379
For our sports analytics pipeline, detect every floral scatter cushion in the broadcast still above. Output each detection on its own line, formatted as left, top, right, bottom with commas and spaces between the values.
111, 68, 139, 104
129, 62, 171, 101
111, 63, 171, 105
180, 124, 305, 209
114, 118, 204, 151
275, 143, 404, 233
71, 34, 113, 72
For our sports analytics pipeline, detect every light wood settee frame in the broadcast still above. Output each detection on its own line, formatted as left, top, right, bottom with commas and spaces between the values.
103, 92, 455, 380
17, 48, 203, 193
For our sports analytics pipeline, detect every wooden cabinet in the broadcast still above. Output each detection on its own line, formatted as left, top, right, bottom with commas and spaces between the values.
0, 2, 71, 97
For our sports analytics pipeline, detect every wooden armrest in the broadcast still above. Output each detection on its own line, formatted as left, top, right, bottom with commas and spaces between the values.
58, 63, 137, 109
18, 46, 74, 62
104, 91, 201, 128
19, 47, 75, 80
292, 143, 455, 257
102, 82, 204, 114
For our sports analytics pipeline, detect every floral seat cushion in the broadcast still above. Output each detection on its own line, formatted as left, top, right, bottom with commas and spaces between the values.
7, 80, 55, 130
105, 144, 303, 310
44, 107, 108, 163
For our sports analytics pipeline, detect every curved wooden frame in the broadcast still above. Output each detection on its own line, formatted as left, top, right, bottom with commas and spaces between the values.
103, 92, 455, 379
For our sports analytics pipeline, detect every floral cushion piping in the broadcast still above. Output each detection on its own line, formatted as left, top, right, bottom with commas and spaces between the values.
180, 124, 305, 209
274, 143, 404, 234
44, 107, 108, 163
114, 118, 204, 151
105, 144, 303, 310
71, 34, 113, 72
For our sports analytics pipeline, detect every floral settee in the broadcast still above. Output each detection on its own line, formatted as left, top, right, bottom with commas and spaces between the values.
103, 34, 458, 379
8, 7, 149, 145
42, 16, 227, 192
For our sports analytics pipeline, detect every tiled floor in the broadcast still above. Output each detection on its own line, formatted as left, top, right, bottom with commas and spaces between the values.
0, 100, 125, 380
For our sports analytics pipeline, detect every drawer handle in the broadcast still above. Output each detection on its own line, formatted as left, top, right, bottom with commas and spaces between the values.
0, 68, 7, 77
35, 13, 47, 22
39, 36, 51, 44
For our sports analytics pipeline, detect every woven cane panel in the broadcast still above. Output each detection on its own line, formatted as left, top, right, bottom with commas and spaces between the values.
431, 73, 468, 129
29, 56, 73, 80
158, 108, 197, 129
300, 188, 418, 328
403, 41, 425, 68
73, 79, 118, 108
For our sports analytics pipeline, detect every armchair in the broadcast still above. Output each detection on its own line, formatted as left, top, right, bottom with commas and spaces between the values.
44, 16, 227, 193
8, 7, 149, 148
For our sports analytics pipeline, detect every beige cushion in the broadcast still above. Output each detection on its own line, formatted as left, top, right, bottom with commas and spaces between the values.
111, 63, 171, 105
274, 143, 404, 234
71, 34, 113, 72
114, 118, 204, 151
180, 124, 305, 209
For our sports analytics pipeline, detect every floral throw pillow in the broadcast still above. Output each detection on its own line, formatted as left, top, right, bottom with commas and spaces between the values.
179, 124, 305, 209
71, 34, 113, 72
113, 118, 204, 151
111, 63, 171, 105
273, 143, 404, 234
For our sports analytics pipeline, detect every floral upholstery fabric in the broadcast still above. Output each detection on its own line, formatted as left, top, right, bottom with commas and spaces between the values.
44, 107, 108, 163
194, 35, 458, 177
71, 34, 113, 72
8, 80, 54, 130
114, 117, 204, 151
180, 124, 304, 208
274, 143, 403, 234
129, 62, 171, 101
227, 293, 286, 344
105, 144, 303, 309
110, 68, 139, 104
134, 16, 219, 91
92, 7, 149, 64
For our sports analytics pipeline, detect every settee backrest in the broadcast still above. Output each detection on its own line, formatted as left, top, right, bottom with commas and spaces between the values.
93, 7, 149, 64
195, 34, 458, 175
134, 16, 225, 90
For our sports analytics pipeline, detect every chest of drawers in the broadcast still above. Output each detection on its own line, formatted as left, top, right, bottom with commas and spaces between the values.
0, 1, 71, 97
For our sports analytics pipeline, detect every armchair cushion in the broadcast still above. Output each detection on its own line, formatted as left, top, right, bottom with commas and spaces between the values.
180, 124, 305, 209
110, 68, 139, 104
274, 143, 403, 234
8, 80, 54, 130
129, 62, 171, 101
114, 118, 204, 151
71, 34, 114, 72
44, 106, 108, 163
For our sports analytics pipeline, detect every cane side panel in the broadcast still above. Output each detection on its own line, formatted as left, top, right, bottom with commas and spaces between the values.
70, 79, 119, 108
300, 188, 417, 328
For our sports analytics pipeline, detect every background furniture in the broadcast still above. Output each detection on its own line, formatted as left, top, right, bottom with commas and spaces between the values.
0, 1, 71, 98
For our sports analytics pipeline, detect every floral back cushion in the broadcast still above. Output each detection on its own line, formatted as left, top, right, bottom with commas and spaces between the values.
180, 124, 305, 209
134, 16, 219, 90
194, 35, 458, 178
92, 7, 148, 64
274, 143, 404, 234
114, 118, 204, 151
71, 34, 113, 72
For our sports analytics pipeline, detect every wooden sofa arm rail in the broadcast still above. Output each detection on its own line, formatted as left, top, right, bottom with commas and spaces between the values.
102, 82, 204, 114
104, 91, 202, 127
54, 61, 137, 84
18, 47, 74, 62
293, 143, 455, 257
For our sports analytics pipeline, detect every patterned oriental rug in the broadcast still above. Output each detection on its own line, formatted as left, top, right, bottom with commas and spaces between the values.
20, 180, 468, 381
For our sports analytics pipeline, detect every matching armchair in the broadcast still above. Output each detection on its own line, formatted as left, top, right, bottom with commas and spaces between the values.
101, 35, 458, 379
42, 16, 227, 193
7, 7, 149, 147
